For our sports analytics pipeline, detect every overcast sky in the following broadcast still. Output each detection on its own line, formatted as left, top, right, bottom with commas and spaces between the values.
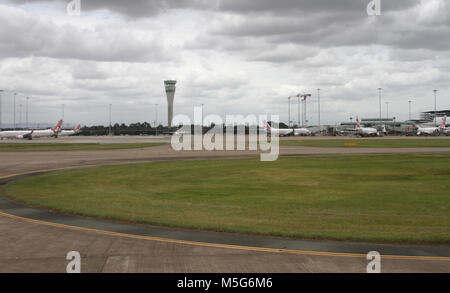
0, 0, 449, 126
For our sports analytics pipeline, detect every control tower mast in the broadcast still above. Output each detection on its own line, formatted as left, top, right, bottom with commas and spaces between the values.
164, 80, 177, 128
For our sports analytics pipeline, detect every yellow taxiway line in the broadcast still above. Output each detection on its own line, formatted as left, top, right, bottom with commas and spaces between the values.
0, 167, 449, 262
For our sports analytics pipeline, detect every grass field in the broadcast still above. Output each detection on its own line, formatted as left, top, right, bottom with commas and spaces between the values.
0, 142, 165, 152
281, 138, 450, 148
3, 154, 450, 244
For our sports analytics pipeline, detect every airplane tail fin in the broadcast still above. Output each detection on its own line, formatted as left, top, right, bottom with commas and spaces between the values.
51, 120, 63, 134
440, 115, 447, 131
263, 120, 271, 131
74, 124, 81, 133
356, 117, 361, 129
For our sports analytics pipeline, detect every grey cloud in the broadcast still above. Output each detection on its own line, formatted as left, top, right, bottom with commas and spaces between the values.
218, 0, 418, 14
71, 62, 109, 80
0, 6, 174, 62
201, 1, 450, 54
6, 0, 216, 17
6, 0, 420, 18
247, 44, 318, 64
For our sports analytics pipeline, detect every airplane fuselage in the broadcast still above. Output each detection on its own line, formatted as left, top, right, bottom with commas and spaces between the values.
32, 129, 56, 138
268, 128, 293, 136
357, 127, 379, 137
293, 128, 312, 136
58, 130, 76, 137
416, 127, 440, 136
0, 130, 33, 140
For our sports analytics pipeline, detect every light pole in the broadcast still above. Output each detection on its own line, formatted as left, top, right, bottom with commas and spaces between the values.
408, 100, 412, 121
0, 89, 3, 130
287, 97, 291, 127
301, 94, 311, 126
386, 102, 389, 119
303, 97, 306, 126
433, 90, 437, 126
13, 93, 17, 130
155, 104, 158, 136
62, 104, 65, 121
288, 95, 301, 127
26, 97, 30, 129
317, 88, 321, 133
201, 103, 205, 126
109, 104, 112, 136
19, 104, 22, 129
393, 117, 396, 133
378, 88, 382, 120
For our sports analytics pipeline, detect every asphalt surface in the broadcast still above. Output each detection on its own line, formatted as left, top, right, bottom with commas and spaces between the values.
0, 136, 449, 273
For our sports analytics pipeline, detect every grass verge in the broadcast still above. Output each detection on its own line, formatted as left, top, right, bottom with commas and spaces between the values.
2, 154, 450, 244
280, 138, 450, 148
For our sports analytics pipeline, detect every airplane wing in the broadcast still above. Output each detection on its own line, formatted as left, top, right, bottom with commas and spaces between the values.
19, 130, 34, 139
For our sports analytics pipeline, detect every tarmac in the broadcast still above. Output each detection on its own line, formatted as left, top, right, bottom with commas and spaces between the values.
0, 136, 449, 273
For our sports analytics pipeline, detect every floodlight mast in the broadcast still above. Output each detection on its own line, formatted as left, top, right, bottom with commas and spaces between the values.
287, 95, 302, 127
433, 90, 438, 126
408, 100, 412, 121
26, 97, 30, 129
299, 94, 311, 126
13, 93, 17, 130
317, 88, 321, 133
287, 97, 291, 127
378, 88, 382, 121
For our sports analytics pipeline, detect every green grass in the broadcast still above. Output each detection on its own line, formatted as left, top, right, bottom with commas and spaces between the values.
281, 138, 450, 148
0, 143, 165, 152
3, 155, 450, 244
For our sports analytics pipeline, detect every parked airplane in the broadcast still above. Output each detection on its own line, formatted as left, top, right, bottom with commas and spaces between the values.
58, 124, 81, 137
416, 116, 447, 136
0, 120, 62, 140
380, 125, 388, 136
263, 121, 293, 136
293, 127, 312, 136
0, 129, 34, 140
32, 120, 64, 138
355, 117, 379, 137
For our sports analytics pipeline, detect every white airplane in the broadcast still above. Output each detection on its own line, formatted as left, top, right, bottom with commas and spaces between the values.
58, 124, 81, 137
32, 120, 64, 138
380, 125, 388, 136
355, 117, 379, 137
416, 116, 447, 136
0, 120, 63, 140
263, 121, 293, 136
293, 127, 312, 136
0, 129, 35, 140
173, 128, 191, 135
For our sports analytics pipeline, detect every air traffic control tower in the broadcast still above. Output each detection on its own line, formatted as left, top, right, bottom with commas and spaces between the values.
164, 80, 177, 128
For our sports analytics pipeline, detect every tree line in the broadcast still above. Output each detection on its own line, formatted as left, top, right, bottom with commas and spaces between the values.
78, 121, 291, 136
